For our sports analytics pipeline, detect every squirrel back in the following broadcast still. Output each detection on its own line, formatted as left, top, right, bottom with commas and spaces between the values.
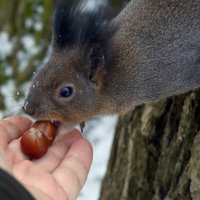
23, 0, 200, 125
110, 0, 200, 111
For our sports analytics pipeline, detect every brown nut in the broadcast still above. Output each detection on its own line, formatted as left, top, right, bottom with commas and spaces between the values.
20, 128, 49, 159
32, 121, 57, 146
20, 121, 57, 159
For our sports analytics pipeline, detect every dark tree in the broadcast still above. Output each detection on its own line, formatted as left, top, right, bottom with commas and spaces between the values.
100, 90, 200, 200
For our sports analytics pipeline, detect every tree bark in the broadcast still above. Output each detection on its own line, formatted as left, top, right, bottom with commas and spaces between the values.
100, 90, 200, 200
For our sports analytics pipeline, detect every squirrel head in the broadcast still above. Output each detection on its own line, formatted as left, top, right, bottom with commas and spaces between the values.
22, 0, 115, 125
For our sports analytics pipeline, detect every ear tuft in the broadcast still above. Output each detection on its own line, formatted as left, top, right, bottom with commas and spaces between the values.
53, 0, 76, 47
53, 0, 116, 49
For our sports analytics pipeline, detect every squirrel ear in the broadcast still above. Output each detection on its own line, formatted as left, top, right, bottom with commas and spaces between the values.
88, 45, 108, 89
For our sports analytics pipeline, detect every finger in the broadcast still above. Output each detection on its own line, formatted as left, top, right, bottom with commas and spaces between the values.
13, 160, 66, 200
8, 129, 82, 168
0, 116, 32, 148
32, 129, 83, 172
53, 138, 93, 200
6, 138, 29, 165
0, 148, 12, 172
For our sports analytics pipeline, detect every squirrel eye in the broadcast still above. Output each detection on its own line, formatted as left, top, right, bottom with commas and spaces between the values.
60, 87, 73, 97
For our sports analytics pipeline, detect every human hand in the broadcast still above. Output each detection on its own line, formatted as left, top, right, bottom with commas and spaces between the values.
0, 116, 93, 200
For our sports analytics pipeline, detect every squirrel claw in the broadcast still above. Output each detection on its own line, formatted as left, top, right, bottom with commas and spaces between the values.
80, 122, 85, 133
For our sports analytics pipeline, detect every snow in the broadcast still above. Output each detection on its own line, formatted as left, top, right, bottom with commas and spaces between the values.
23, 101, 29, 111
0, 80, 21, 118
0, 32, 14, 59
19, 35, 40, 70
25, 5, 43, 32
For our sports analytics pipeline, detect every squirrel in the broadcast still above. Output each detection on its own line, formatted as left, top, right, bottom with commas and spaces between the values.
23, 0, 200, 126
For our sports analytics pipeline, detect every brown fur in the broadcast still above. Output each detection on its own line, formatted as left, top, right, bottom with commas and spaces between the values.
23, 0, 200, 125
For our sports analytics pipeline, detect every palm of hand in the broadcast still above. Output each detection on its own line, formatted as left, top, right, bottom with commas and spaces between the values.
0, 117, 92, 200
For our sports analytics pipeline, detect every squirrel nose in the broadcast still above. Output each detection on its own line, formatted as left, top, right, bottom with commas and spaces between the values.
22, 101, 35, 116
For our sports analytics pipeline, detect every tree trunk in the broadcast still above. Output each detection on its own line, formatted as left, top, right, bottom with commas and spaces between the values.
100, 90, 200, 200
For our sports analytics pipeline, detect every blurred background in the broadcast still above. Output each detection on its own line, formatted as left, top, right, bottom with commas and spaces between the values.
0, 0, 130, 199
0, 0, 53, 117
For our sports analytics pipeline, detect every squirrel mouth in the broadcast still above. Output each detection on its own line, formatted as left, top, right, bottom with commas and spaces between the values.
52, 121, 61, 129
